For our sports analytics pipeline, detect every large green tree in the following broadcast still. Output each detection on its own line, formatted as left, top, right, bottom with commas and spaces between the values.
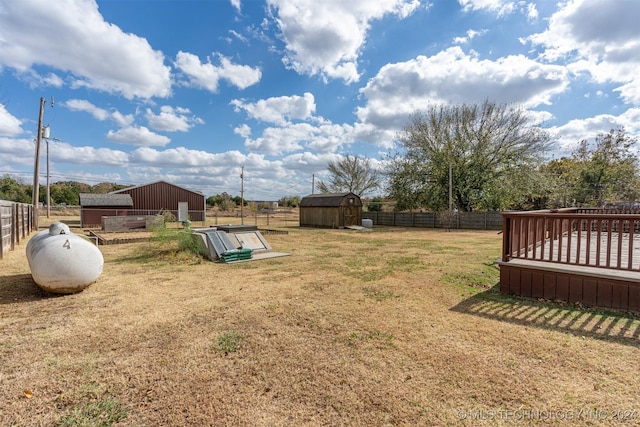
0, 175, 31, 203
278, 195, 301, 208
316, 155, 381, 196
386, 101, 550, 211
544, 128, 640, 207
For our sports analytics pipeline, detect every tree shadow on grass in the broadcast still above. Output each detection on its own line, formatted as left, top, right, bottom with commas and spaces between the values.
450, 284, 640, 347
0, 273, 61, 304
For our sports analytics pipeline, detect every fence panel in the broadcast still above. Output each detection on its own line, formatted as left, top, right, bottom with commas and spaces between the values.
363, 211, 502, 230
0, 201, 33, 259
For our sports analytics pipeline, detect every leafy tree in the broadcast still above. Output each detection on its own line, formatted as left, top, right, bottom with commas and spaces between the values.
366, 196, 385, 212
540, 157, 576, 208
92, 182, 128, 193
55, 180, 91, 195
554, 128, 640, 207
0, 175, 30, 203
386, 101, 550, 211
207, 192, 237, 211
278, 195, 301, 208
49, 185, 78, 205
232, 195, 247, 207
316, 155, 381, 197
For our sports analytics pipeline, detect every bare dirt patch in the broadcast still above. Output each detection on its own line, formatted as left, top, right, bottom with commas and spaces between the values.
1, 226, 639, 426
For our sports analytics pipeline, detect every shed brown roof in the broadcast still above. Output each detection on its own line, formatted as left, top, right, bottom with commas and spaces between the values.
300, 192, 360, 207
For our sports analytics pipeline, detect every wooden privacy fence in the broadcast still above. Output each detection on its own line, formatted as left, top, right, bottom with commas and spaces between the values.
362, 211, 503, 230
0, 200, 33, 259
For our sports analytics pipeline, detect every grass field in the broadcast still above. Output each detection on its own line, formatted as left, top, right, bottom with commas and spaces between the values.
1, 220, 639, 426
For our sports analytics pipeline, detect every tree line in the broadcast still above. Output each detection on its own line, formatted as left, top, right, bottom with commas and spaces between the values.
318, 101, 639, 212
206, 193, 301, 211
0, 176, 302, 211
0, 177, 129, 206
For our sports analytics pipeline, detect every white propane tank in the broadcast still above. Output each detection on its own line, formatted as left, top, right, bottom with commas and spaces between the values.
26, 222, 104, 294
362, 218, 373, 228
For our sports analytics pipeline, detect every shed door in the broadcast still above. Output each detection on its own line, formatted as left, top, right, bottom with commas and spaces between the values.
343, 206, 358, 226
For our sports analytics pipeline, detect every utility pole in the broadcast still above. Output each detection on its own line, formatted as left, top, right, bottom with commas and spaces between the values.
45, 129, 50, 218
312, 174, 315, 194
240, 166, 244, 225
32, 97, 45, 230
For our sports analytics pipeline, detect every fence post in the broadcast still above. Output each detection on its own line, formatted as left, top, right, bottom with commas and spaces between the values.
0, 204, 4, 259
502, 215, 510, 261
13, 203, 19, 247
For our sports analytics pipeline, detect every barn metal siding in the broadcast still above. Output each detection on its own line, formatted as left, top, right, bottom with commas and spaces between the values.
114, 181, 206, 221
81, 207, 131, 228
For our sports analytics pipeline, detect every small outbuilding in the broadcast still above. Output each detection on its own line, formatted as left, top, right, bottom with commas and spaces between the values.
299, 192, 362, 228
79, 193, 133, 228
112, 180, 206, 222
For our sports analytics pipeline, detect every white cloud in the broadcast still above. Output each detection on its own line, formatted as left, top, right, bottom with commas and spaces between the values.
0, 0, 171, 99
458, 0, 516, 16
242, 121, 354, 155
548, 107, 640, 154
0, 137, 34, 166
453, 29, 487, 44
145, 106, 204, 132
51, 140, 130, 166
106, 126, 171, 147
267, 0, 421, 83
357, 47, 569, 131
527, 0, 640, 104
231, 92, 316, 125
526, 3, 538, 20
111, 111, 135, 128
228, 30, 248, 44
230, 0, 241, 13
0, 104, 24, 136
234, 124, 252, 138
175, 52, 262, 92
281, 151, 341, 173
63, 99, 134, 126
64, 99, 110, 121
25, 72, 65, 89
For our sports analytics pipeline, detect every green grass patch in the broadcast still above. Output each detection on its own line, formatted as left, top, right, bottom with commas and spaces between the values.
214, 332, 244, 355
442, 263, 499, 292
387, 256, 425, 272
57, 399, 128, 427
362, 285, 398, 301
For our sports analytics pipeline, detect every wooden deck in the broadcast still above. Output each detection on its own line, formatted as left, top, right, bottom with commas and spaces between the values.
500, 209, 640, 313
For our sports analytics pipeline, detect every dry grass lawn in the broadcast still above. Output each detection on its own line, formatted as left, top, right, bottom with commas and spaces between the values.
1, 222, 639, 426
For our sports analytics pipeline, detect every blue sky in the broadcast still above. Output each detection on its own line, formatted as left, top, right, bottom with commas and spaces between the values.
1, 0, 639, 200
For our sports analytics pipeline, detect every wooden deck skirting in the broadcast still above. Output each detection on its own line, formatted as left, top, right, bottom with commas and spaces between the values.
500, 209, 640, 313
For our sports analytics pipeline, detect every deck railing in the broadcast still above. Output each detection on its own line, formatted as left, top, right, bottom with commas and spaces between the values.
502, 208, 640, 272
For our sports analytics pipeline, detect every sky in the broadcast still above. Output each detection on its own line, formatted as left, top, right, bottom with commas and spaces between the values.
1, 0, 639, 201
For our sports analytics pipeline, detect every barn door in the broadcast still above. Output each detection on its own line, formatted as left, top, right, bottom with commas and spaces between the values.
343, 206, 358, 226
178, 202, 189, 222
